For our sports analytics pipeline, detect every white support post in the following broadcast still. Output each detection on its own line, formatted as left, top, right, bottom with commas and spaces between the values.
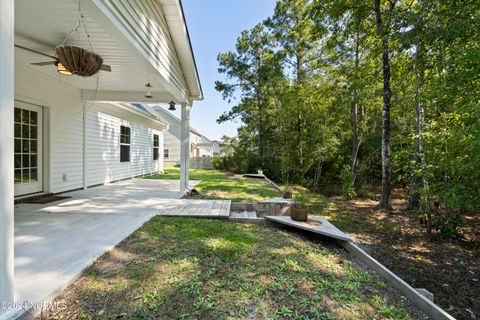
180, 103, 191, 193
0, 0, 15, 314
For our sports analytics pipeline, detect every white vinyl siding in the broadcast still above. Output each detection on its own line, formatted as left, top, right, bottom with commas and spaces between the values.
97, 0, 188, 98
152, 107, 207, 164
163, 130, 181, 164
86, 103, 164, 186
197, 146, 213, 157
15, 63, 84, 194
15, 64, 165, 195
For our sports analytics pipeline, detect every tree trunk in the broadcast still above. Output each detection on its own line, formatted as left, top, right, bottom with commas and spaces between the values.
408, 45, 426, 210
257, 97, 265, 165
296, 47, 305, 182
374, 0, 393, 209
351, 30, 361, 185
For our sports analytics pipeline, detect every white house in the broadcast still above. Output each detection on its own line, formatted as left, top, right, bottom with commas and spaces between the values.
0, 0, 202, 316
151, 105, 216, 164
212, 140, 223, 156
196, 135, 217, 157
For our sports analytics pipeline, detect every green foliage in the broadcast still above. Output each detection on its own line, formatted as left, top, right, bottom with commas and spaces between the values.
216, 0, 480, 236
211, 156, 224, 171
340, 165, 356, 199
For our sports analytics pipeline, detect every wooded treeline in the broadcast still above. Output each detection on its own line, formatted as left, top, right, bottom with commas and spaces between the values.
215, 0, 480, 236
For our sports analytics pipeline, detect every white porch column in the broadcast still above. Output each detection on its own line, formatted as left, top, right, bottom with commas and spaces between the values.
0, 0, 15, 313
179, 103, 191, 193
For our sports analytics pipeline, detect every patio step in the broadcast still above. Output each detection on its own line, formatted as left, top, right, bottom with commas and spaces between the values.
230, 210, 257, 219
229, 211, 264, 224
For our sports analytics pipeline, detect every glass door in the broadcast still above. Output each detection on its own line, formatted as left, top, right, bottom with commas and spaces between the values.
14, 101, 43, 196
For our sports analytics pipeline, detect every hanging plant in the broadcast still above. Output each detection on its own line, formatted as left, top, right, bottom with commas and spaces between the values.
56, 46, 105, 77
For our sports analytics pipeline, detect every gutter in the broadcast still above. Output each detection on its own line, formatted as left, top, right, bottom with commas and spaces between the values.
178, 0, 204, 100
112, 103, 168, 130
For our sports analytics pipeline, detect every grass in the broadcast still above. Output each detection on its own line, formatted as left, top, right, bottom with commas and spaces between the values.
42, 218, 419, 320
145, 165, 280, 202
146, 167, 477, 319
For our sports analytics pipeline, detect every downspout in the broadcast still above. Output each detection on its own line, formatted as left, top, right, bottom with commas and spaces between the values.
83, 102, 88, 190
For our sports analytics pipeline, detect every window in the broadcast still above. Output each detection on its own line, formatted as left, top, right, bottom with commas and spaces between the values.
120, 125, 131, 162
153, 134, 160, 160
164, 149, 169, 158
14, 107, 39, 184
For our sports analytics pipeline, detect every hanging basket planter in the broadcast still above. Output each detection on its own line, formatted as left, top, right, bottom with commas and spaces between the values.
56, 45, 103, 77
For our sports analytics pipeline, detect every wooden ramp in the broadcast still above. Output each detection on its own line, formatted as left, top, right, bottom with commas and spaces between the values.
159, 200, 231, 219
265, 216, 351, 241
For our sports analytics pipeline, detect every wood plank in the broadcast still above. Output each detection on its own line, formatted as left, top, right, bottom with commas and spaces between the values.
210, 201, 222, 216
220, 200, 231, 217
157, 200, 230, 219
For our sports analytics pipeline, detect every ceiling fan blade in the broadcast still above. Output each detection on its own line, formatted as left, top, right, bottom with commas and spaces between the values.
31, 61, 56, 66
100, 64, 112, 72
15, 44, 56, 60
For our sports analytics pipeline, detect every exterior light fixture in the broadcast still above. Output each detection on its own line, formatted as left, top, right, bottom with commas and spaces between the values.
145, 83, 153, 99
56, 62, 73, 76
169, 101, 176, 111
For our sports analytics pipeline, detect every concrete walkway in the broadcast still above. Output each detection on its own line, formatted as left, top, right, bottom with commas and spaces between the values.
11, 179, 210, 319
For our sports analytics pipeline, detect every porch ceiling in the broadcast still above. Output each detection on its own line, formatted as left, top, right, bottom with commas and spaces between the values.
14, 0, 181, 103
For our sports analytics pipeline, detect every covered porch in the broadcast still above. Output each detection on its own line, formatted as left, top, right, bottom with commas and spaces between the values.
0, 0, 203, 318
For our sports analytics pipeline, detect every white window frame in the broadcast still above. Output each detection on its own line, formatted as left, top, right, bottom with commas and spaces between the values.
120, 125, 131, 163
153, 134, 160, 160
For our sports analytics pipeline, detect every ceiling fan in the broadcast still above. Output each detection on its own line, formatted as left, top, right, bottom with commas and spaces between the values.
15, 44, 112, 76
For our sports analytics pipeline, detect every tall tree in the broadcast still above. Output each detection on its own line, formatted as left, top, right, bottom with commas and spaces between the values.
406, 4, 427, 210
373, 0, 396, 209
265, 0, 325, 181
320, 0, 373, 191
216, 0, 480, 237
216, 24, 283, 169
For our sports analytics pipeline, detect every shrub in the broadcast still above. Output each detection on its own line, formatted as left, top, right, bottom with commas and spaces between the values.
212, 156, 225, 170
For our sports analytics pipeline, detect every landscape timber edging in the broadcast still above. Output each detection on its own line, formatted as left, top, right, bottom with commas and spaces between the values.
263, 176, 283, 192
340, 240, 456, 320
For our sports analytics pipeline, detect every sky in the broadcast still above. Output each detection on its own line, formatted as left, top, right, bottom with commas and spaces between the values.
163, 0, 277, 141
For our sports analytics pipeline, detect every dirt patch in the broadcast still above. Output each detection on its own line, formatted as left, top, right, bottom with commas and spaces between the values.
325, 192, 479, 320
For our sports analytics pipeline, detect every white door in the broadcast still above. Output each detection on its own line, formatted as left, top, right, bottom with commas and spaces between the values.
14, 101, 43, 196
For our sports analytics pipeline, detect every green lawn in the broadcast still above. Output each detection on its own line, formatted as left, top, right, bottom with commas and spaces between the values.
145, 165, 281, 202
42, 218, 419, 320
141, 167, 474, 319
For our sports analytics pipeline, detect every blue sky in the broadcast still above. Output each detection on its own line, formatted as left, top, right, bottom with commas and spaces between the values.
164, 0, 277, 141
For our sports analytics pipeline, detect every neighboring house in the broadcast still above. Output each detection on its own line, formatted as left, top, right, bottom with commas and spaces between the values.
196, 135, 215, 157
0, 0, 203, 314
151, 105, 215, 164
212, 140, 223, 156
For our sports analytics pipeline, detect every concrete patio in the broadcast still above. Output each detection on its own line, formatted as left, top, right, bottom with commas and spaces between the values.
9, 178, 223, 319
